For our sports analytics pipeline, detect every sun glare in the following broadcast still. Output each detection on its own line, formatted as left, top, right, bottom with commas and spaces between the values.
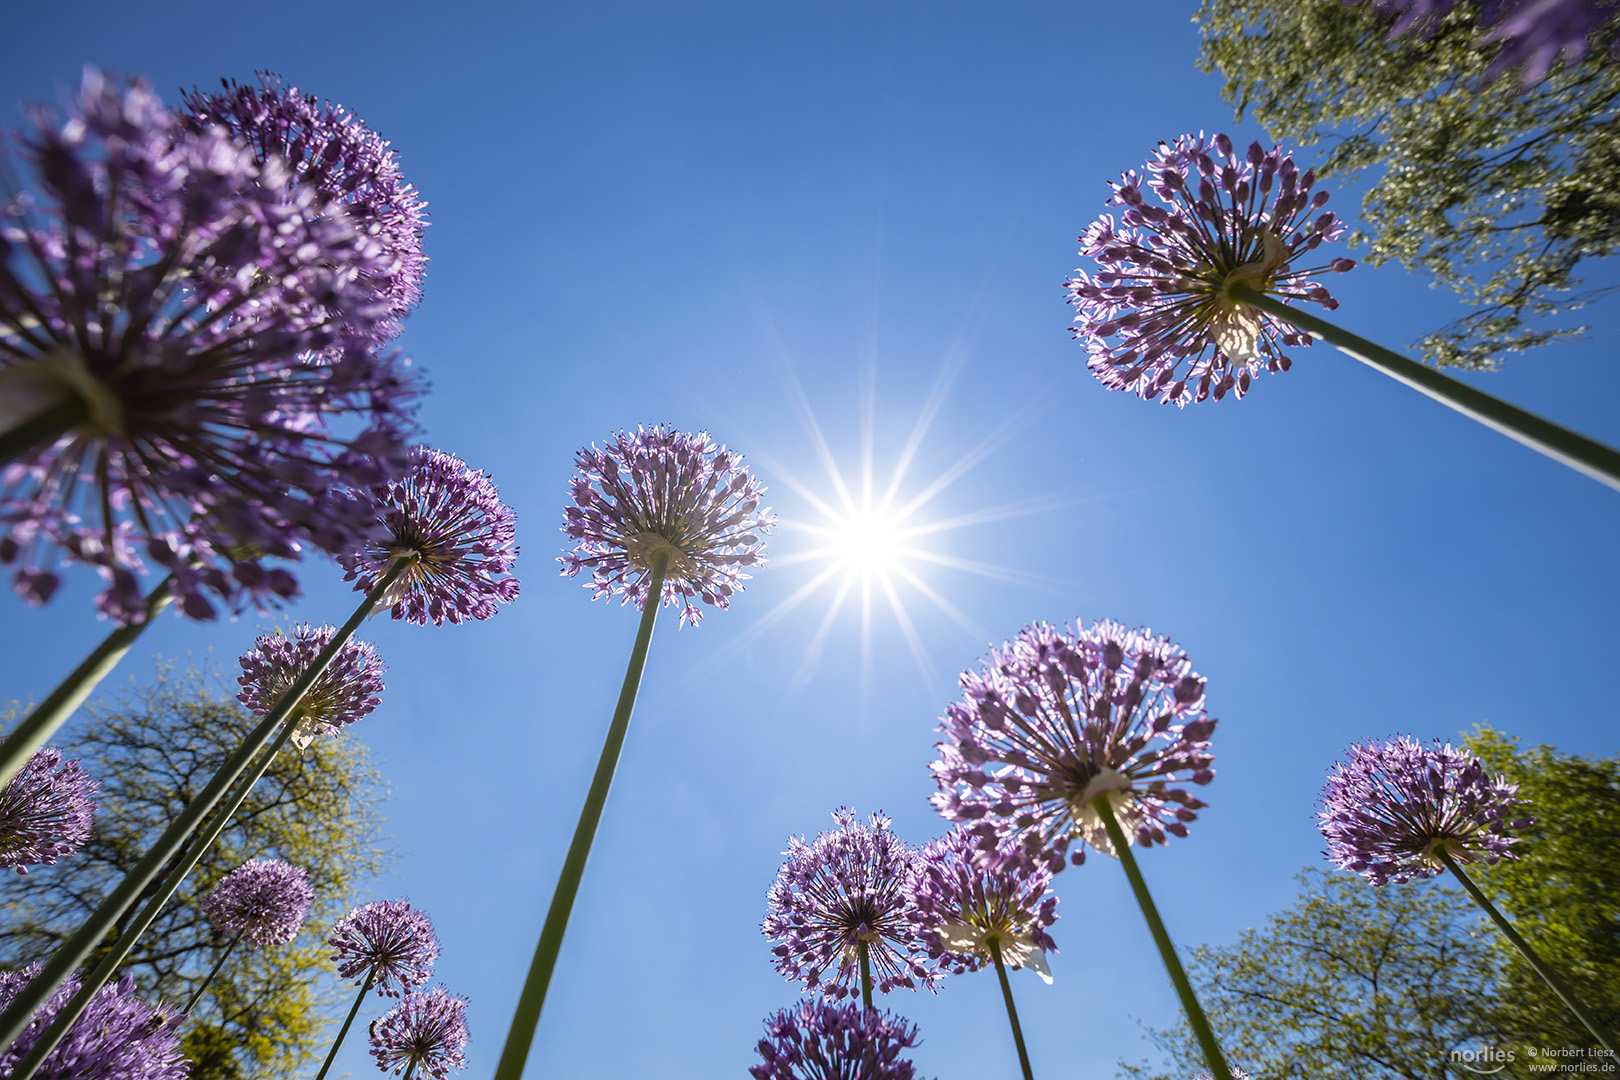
827, 506, 906, 577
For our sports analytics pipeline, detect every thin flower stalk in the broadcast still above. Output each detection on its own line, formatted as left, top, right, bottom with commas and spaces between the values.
181, 927, 246, 1015
987, 937, 1035, 1080
315, 968, 378, 1080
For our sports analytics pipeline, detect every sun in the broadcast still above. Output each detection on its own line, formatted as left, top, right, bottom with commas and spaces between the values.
823, 503, 908, 578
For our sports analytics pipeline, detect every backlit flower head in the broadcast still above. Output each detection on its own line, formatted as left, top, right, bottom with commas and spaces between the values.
905, 828, 1058, 982
179, 71, 428, 346
329, 898, 439, 997
0, 965, 187, 1080
0, 69, 419, 624
930, 618, 1217, 873
337, 446, 520, 626
561, 425, 775, 627
202, 857, 314, 947
368, 985, 469, 1079
236, 623, 385, 751
1318, 735, 1532, 886
1065, 133, 1355, 407
762, 808, 939, 1001
750, 999, 928, 1080
0, 746, 96, 874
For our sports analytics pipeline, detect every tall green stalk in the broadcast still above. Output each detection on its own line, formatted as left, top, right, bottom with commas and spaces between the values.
0, 557, 410, 1058
492, 550, 669, 1080
988, 937, 1035, 1080
1228, 281, 1620, 493
1094, 796, 1233, 1080
314, 968, 379, 1080
859, 939, 873, 1011
0, 575, 174, 789
182, 927, 247, 1015
1439, 850, 1616, 1053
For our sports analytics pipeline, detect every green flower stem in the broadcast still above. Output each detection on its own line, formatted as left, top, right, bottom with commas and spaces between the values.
0, 575, 174, 790
988, 937, 1035, 1080
859, 938, 873, 1011
1228, 280, 1620, 493
1439, 850, 1616, 1053
0, 556, 410, 1059
182, 927, 247, 1015
402, 1061, 417, 1080
1094, 797, 1232, 1080
314, 967, 379, 1080
0, 395, 87, 467
492, 549, 670, 1080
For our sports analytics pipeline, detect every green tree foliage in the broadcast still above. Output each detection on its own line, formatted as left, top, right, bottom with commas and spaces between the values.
1194, 0, 1620, 369
1, 661, 392, 1080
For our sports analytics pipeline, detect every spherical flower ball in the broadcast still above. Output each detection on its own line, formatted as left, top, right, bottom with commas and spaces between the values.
930, 618, 1217, 873
1065, 133, 1355, 407
905, 828, 1058, 982
368, 985, 469, 1079
0, 746, 97, 874
749, 999, 929, 1080
202, 858, 315, 948
237, 623, 385, 751
762, 807, 939, 1001
560, 425, 776, 627
329, 899, 439, 997
1318, 735, 1533, 886
337, 447, 520, 626
179, 71, 428, 347
0, 68, 419, 624
0, 965, 187, 1080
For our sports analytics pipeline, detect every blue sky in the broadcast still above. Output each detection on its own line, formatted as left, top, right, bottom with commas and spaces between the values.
5, 2, 1620, 1077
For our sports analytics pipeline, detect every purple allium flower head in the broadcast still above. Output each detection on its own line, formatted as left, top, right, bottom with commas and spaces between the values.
0, 746, 96, 874
930, 619, 1217, 873
1318, 735, 1533, 886
749, 999, 929, 1080
1192, 1070, 1253, 1080
904, 828, 1058, 982
1065, 133, 1354, 407
1345, 0, 1462, 38
0, 965, 188, 1080
336, 446, 520, 626
1345, 0, 1620, 85
0, 69, 419, 624
762, 808, 939, 1001
179, 72, 428, 347
329, 899, 439, 998
236, 623, 385, 751
367, 985, 469, 1079
560, 425, 776, 628
202, 858, 314, 947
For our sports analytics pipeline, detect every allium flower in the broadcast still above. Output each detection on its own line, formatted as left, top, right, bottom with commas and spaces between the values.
329, 899, 439, 997
1191, 1070, 1252, 1080
337, 446, 520, 626
0, 746, 96, 874
1345, 0, 1620, 85
561, 425, 775, 627
1318, 735, 1533, 886
368, 985, 469, 1079
202, 858, 314, 947
750, 999, 928, 1080
179, 72, 428, 347
0, 965, 187, 1080
762, 808, 939, 1001
236, 623, 385, 750
0, 69, 418, 623
930, 619, 1217, 873
905, 828, 1058, 982
1065, 133, 1355, 407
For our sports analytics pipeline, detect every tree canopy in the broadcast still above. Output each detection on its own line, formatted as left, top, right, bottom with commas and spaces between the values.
1194, 0, 1620, 369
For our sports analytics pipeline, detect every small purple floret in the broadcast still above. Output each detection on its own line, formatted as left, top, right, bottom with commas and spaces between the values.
236, 623, 385, 750
202, 858, 314, 948
905, 828, 1058, 980
0, 746, 97, 874
762, 808, 939, 1001
1066, 133, 1353, 407
560, 425, 776, 627
1318, 735, 1532, 886
368, 985, 469, 1079
930, 618, 1217, 873
0, 965, 188, 1080
337, 446, 520, 626
749, 999, 929, 1080
329, 899, 439, 998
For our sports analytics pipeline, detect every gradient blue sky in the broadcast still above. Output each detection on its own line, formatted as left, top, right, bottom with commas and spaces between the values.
4, 2, 1619, 1077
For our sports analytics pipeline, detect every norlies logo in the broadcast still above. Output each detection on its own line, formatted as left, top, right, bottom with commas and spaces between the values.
1452, 1044, 1517, 1074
